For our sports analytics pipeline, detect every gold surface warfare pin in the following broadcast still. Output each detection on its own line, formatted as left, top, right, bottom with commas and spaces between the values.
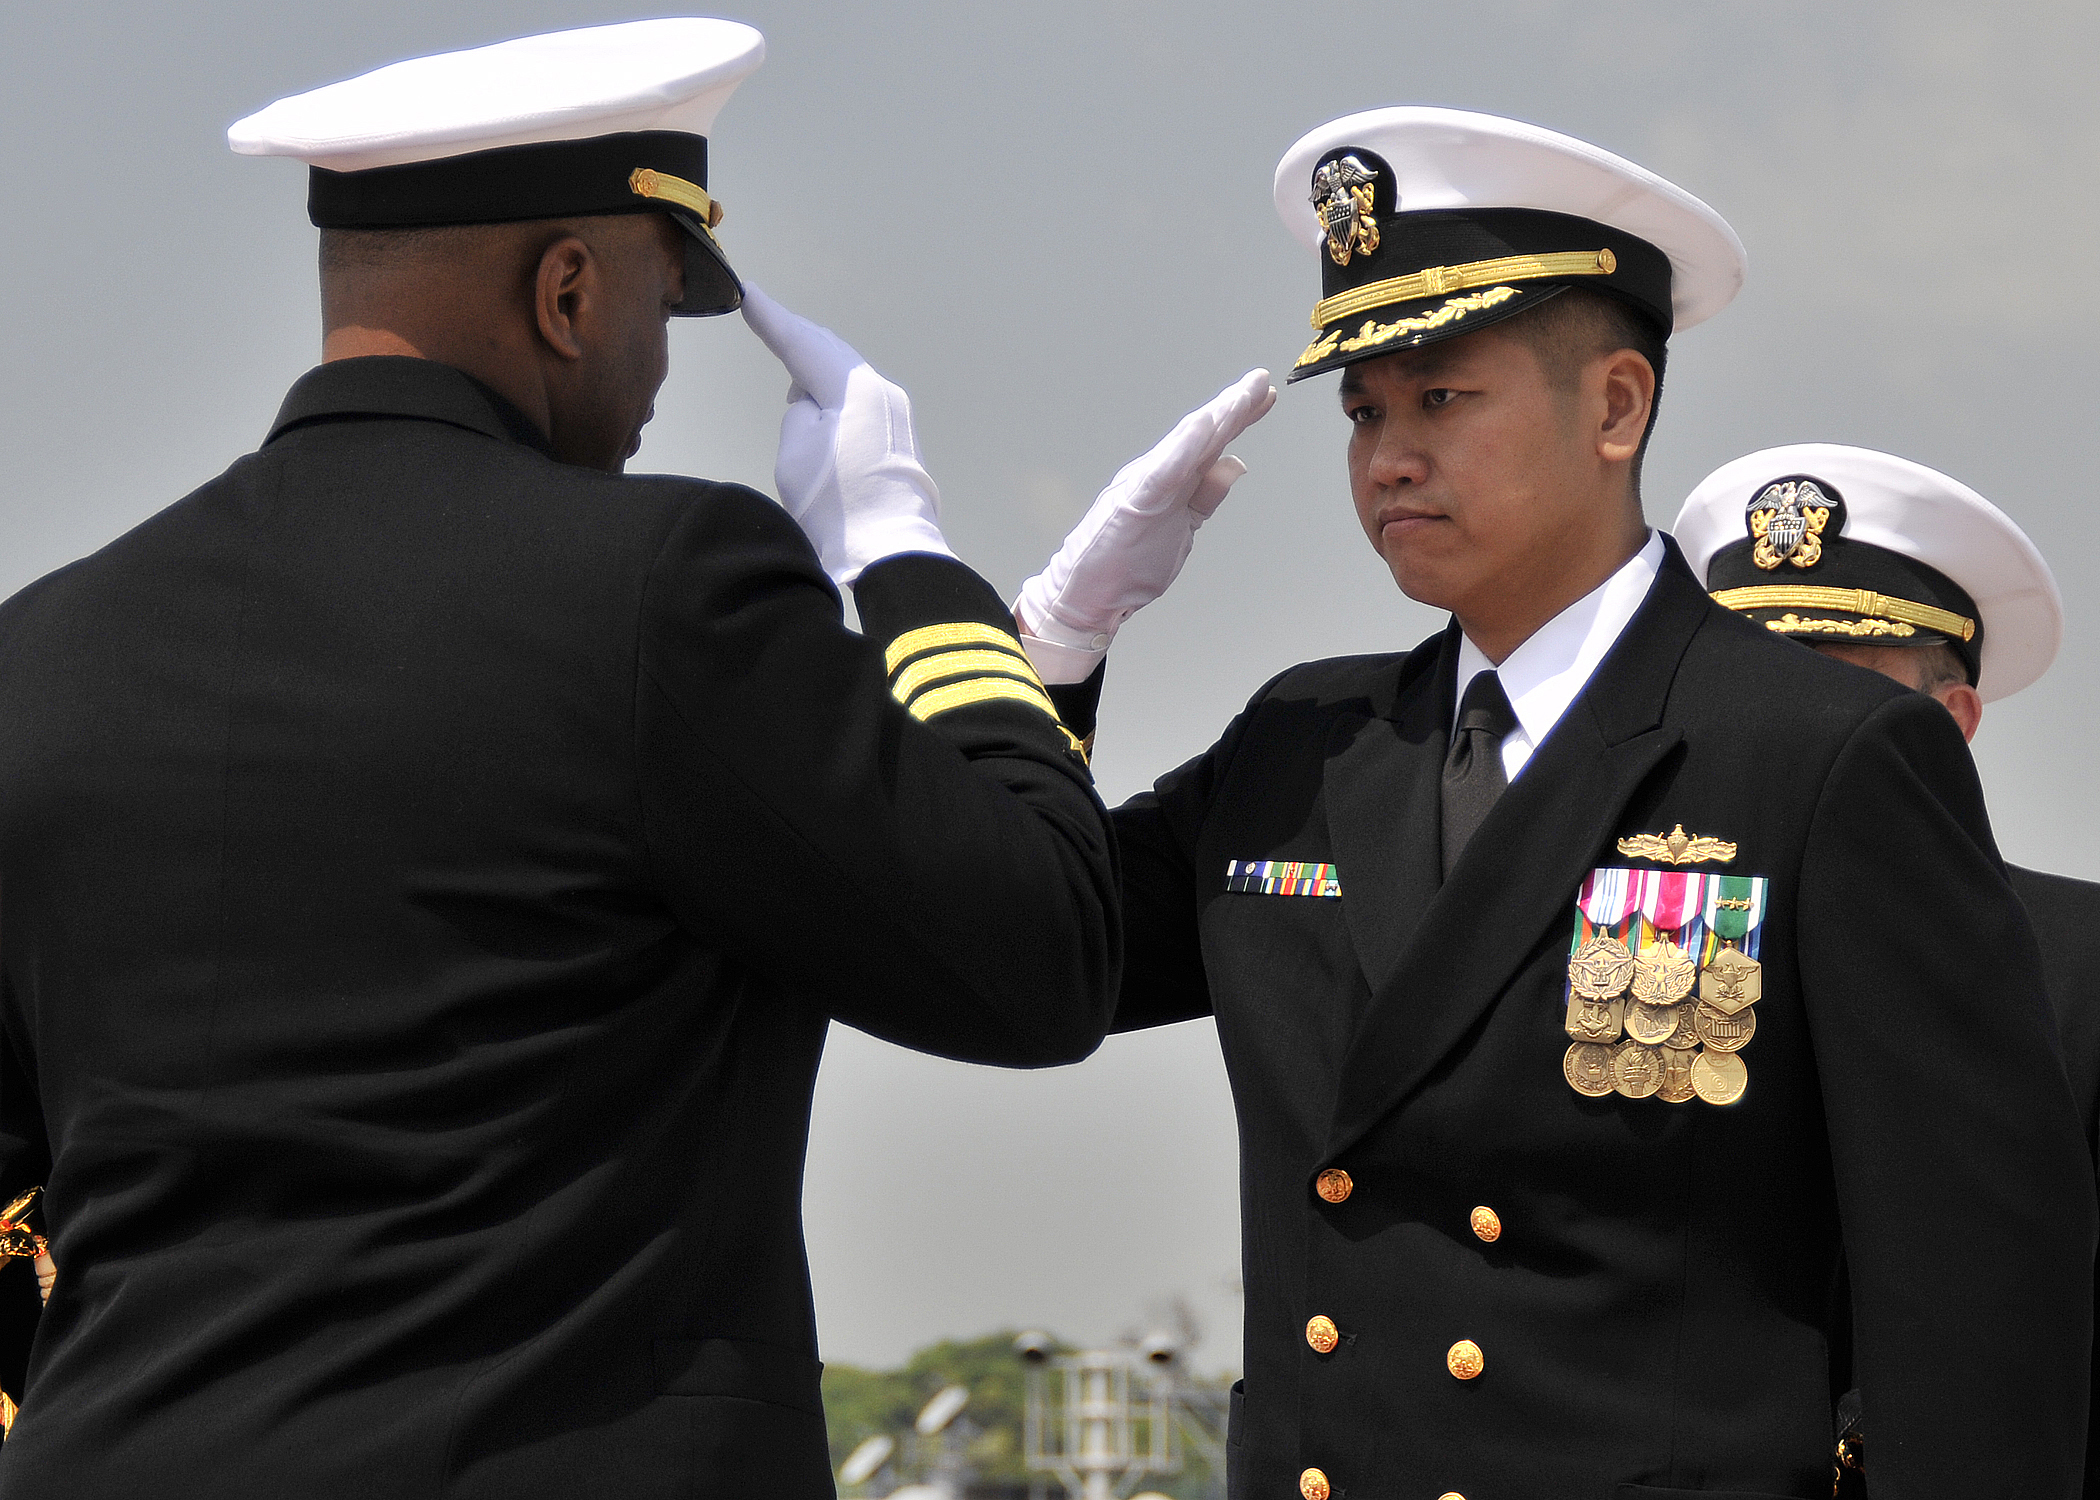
1616, 824, 1737, 866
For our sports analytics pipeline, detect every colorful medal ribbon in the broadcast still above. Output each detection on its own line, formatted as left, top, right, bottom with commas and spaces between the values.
1632, 869, 1708, 933
1224, 859, 1342, 898
1699, 873, 1767, 962
1571, 866, 1640, 952
1577, 867, 1636, 928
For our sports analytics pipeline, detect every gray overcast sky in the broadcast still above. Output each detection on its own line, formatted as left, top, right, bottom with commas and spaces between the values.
6, 1, 2098, 1373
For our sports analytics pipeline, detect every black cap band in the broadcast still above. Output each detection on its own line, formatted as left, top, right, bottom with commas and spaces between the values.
308, 130, 708, 227
307, 130, 739, 316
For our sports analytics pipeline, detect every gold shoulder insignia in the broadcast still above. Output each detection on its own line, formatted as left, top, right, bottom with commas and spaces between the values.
1616, 824, 1737, 866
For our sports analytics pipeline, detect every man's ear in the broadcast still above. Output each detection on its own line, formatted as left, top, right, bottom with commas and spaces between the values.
1930, 682, 1984, 744
533, 235, 596, 362
1595, 348, 1655, 465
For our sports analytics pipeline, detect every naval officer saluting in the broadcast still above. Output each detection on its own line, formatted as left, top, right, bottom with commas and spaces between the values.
0, 20, 1119, 1498
988, 109, 2094, 1498
1677, 445, 2100, 1496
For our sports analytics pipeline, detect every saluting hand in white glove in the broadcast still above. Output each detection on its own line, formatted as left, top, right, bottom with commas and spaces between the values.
1014, 370, 1276, 684
741, 284, 958, 588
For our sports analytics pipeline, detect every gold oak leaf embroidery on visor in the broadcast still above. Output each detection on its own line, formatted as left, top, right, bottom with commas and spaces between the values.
1295, 286, 1522, 369
1764, 613, 1917, 639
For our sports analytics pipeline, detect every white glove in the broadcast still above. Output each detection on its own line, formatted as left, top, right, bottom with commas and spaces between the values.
741, 283, 958, 588
1014, 369, 1276, 683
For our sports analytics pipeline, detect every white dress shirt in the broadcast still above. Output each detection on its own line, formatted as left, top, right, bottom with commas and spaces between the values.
1451, 530, 1665, 782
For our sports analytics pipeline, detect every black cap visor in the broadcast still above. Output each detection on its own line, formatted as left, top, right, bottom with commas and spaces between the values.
1293, 281, 1570, 381
666, 210, 741, 316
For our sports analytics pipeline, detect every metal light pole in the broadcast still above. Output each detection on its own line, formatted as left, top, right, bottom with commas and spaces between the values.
1017, 1333, 1180, 1500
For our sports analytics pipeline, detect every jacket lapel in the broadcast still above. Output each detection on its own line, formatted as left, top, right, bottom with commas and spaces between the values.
1323, 626, 1454, 999
1324, 546, 1714, 1160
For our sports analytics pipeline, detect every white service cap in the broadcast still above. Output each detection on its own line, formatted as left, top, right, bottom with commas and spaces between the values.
1273, 107, 1745, 379
229, 19, 765, 316
1675, 443, 2062, 702
229, 19, 764, 172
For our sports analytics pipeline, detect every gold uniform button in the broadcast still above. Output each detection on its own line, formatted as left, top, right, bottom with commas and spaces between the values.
1439, 1493, 1467, 1500
1469, 1205, 1502, 1243
1314, 1167, 1353, 1203
1305, 1314, 1340, 1354
1299, 1467, 1332, 1500
1447, 1339, 1484, 1380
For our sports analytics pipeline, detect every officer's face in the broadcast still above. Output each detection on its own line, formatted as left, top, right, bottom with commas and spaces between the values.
1339, 324, 1649, 650
543, 213, 687, 472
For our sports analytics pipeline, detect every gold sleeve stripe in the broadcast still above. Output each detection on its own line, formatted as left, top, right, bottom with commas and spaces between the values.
906, 676, 1063, 726
884, 621, 1034, 675
1711, 585, 1975, 642
892, 648, 1048, 703
1311, 248, 1616, 329
628, 167, 725, 232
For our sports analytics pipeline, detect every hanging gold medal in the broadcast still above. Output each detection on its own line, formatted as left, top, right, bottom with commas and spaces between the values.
1564, 1042, 1617, 1097
1657, 1046, 1698, 1103
1568, 935, 1635, 999
1613, 1041, 1664, 1099
1564, 993, 1626, 1045
1699, 943, 1762, 1015
1691, 1049, 1748, 1105
1630, 933, 1696, 1004
1695, 1002, 1757, 1053
1625, 1001, 1682, 1045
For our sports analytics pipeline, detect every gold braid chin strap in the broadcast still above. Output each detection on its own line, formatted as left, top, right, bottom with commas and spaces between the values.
628, 168, 725, 234
1310, 247, 1617, 328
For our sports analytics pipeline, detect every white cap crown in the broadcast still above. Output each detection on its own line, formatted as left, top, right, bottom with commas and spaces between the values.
229, 19, 765, 173
1273, 106, 1745, 334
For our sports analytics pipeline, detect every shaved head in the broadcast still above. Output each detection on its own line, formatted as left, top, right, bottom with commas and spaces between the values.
318, 223, 497, 275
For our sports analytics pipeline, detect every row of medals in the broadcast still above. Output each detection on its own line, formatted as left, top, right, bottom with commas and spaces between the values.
1561, 931, 1759, 1105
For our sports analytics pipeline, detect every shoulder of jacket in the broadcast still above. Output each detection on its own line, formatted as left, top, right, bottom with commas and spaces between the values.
561, 469, 775, 519
1685, 599, 1912, 732
1219, 654, 1413, 757
1259, 652, 1412, 707
517, 471, 802, 570
2009, 863, 2100, 908
0, 555, 93, 631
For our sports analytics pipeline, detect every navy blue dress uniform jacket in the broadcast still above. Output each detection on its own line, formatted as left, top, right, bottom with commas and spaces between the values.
2006, 865, 2100, 1499
1075, 544, 2093, 1500
0, 357, 1119, 1499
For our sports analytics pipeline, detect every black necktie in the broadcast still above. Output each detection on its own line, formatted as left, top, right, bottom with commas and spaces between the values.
1441, 669, 1519, 877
